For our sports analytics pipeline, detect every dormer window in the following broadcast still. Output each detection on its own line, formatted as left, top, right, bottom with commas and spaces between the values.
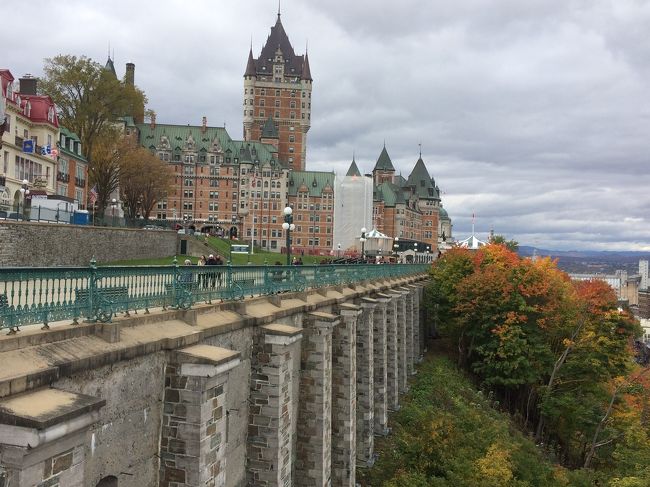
47, 106, 55, 123
6, 82, 13, 99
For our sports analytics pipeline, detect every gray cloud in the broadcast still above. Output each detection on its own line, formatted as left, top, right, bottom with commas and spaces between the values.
3, 0, 648, 250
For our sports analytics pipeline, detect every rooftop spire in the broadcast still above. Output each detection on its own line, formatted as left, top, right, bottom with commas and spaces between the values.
419, 142, 422, 158
244, 47, 256, 77
278, 0, 281, 19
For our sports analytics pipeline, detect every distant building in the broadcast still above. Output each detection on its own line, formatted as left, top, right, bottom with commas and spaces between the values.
367, 146, 446, 254
639, 289, 650, 319
243, 11, 312, 171
57, 127, 88, 209
0, 70, 59, 217
570, 271, 641, 305
137, 119, 288, 248
640, 260, 649, 290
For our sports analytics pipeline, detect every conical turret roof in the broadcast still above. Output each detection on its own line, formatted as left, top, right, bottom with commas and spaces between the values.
104, 56, 117, 78
346, 158, 361, 177
244, 48, 256, 77
302, 51, 312, 81
373, 146, 395, 172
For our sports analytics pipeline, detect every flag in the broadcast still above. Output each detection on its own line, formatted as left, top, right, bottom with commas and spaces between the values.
89, 186, 98, 206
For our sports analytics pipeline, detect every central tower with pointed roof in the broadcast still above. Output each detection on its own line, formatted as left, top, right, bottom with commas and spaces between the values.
243, 9, 312, 171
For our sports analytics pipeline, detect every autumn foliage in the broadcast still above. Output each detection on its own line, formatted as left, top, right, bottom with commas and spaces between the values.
425, 244, 648, 480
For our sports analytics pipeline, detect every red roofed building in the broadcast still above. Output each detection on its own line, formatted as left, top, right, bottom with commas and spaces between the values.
1, 69, 59, 218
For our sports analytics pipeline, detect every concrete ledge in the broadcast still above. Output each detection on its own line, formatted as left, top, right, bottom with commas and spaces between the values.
262, 324, 303, 346
0, 388, 105, 430
174, 344, 240, 366
175, 344, 241, 377
261, 324, 302, 337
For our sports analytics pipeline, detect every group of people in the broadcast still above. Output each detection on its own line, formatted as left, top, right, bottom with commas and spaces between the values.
180, 254, 224, 288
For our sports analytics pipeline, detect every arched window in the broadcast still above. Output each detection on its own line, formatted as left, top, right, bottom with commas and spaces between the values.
96, 476, 118, 487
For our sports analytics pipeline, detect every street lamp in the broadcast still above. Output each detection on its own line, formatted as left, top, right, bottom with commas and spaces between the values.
282, 206, 295, 265
110, 198, 117, 227
360, 227, 367, 262
19, 179, 30, 220
337, 243, 341, 258
393, 237, 399, 262
414, 242, 418, 263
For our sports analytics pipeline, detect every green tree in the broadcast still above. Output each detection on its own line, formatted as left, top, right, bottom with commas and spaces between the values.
39, 54, 146, 161
490, 234, 519, 252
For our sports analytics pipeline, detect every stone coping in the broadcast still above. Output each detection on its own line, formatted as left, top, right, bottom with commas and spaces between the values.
175, 344, 240, 366
0, 388, 105, 429
308, 311, 338, 322
337, 303, 361, 311
374, 292, 393, 301
261, 324, 302, 337
360, 297, 378, 304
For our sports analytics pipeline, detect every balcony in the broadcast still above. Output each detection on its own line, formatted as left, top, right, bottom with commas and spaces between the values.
57, 172, 70, 183
75, 177, 86, 188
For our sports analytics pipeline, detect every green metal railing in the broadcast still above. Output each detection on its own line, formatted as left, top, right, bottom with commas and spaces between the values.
0, 259, 429, 333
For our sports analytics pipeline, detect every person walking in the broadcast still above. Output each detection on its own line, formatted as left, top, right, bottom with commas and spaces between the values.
198, 255, 207, 288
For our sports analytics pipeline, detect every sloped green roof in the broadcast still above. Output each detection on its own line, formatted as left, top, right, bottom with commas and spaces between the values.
374, 181, 406, 207
59, 127, 80, 142
136, 123, 278, 164
288, 170, 335, 197
439, 206, 450, 220
118, 116, 137, 128
373, 146, 395, 172
59, 127, 87, 162
406, 157, 439, 200
346, 159, 361, 177
261, 117, 278, 138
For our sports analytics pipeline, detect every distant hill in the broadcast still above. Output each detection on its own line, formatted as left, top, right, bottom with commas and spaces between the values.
518, 246, 650, 273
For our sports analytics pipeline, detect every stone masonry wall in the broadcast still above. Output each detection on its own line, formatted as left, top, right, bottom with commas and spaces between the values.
0, 221, 177, 266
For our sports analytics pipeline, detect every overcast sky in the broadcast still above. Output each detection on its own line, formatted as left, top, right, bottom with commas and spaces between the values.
4, 0, 649, 250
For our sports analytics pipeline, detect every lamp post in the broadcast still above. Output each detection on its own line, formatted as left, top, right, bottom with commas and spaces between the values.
19, 179, 29, 220
282, 206, 295, 265
378, 247, 382, 264
393, 237, 399, 263
337, 243, 341, 258
110, 198, 117, 227
360, 227, 367, 262
414, 242, 418, 263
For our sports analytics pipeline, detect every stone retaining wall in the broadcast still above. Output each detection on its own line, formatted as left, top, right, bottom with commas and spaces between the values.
0, 221, 178, 266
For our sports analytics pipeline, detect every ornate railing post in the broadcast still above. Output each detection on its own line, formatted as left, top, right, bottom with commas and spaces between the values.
87, 257, 98, 322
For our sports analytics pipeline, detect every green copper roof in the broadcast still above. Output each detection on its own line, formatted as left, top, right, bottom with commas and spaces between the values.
374, 181, 406, 207
439, 206, 450, 220
136, 123, 278, 164
346, 159, 361, 177
118, 116, 137, 128
261, 117, 278, 138
373, 146, 395, 172
407, 157, 439, 200
288, 170, 335, 197
59, 127, 80, 142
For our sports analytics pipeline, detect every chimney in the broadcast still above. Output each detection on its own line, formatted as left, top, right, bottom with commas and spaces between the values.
19, 74, 37, 95
125, 63, 135, 86
201, 116, 207, 133
150, 113, 156, 129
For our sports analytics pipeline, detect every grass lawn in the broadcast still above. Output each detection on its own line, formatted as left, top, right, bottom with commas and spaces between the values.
100, 236, 329, 266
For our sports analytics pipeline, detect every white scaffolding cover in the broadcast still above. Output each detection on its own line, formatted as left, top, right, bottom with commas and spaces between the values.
333, 174, 374, 252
